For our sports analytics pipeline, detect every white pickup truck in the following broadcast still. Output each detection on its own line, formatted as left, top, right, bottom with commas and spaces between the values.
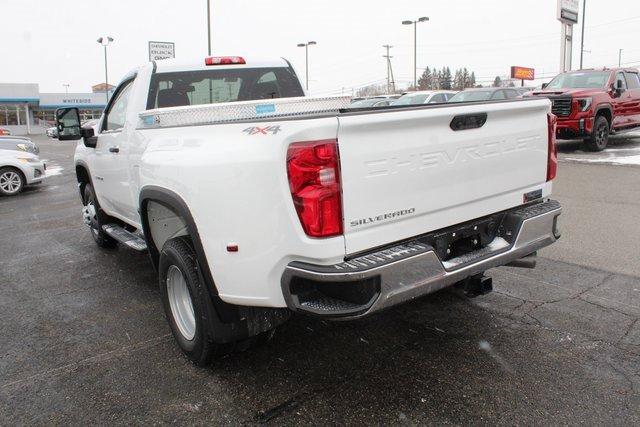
55, 56, 562, 365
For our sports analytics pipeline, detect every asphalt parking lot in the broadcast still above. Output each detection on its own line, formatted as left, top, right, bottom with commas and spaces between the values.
1, 135, 639, 424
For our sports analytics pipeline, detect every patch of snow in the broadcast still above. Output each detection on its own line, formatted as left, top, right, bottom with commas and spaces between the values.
563, 154, 640, 166
42, 159, 64, 177
45, 166, 64, 177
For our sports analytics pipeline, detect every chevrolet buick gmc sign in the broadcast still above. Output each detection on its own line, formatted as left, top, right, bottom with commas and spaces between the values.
148, 41, 175, 61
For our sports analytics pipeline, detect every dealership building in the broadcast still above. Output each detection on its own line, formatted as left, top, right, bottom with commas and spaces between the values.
0, 83, 113, 135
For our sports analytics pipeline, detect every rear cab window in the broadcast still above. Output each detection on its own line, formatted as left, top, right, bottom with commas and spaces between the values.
146, 67, 304, 109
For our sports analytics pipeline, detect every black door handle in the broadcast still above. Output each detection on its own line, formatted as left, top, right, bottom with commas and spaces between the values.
109, 146, 120, 153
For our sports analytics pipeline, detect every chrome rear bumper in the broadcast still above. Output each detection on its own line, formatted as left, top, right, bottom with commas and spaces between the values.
281, 200, 561, 318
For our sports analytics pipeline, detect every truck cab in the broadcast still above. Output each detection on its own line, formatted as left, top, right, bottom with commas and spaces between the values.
529, 68, 640, 151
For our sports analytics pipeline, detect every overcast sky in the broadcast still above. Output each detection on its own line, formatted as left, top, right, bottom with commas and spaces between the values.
2, 0, 639, 95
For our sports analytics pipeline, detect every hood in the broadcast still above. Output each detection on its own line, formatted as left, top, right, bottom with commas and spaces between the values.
527, 87, 605, 97
0, 149, 39, 161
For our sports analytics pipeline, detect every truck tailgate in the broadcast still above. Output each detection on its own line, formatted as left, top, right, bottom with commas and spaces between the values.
338, 98, 552, 254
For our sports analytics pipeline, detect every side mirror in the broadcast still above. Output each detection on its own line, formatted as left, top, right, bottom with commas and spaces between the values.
541, 82, 548, 90
616, 79, 626, 94
55, 108, 82, 140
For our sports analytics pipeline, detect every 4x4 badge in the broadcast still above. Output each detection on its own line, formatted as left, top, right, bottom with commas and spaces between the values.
243, 125, 281, 135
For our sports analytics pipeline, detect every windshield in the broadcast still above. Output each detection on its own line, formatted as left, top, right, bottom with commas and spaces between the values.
147, 67, 304, 109
546, 71, 611, 89
448, 90, 494, 103
393, 94, 430, 105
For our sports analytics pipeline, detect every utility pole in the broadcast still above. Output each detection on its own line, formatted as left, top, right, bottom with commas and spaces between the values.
619, 49, 623, 66
383, 45, 395, 94
579, 0, 586, 69
206, 0, 212, 55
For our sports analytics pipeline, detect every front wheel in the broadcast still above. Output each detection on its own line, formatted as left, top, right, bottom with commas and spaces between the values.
83, 184, 117, 248
585, 115, 610, 152
0, 167, 25, 196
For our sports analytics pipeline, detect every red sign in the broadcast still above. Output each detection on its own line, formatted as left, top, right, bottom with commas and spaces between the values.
511, 66, 535, 81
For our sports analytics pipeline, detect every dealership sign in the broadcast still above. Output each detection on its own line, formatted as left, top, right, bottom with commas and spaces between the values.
148, 41, 175, 61
510, 66, 535, 81
557, 0, 579, 24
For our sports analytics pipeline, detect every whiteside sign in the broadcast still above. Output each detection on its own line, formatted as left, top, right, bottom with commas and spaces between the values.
148, 41, 175, 61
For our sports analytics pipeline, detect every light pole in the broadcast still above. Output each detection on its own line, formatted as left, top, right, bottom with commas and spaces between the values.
63, 84, 70, 94
619, 48, 623, 66
402, 16, 428, 89
579, 0, 586, 69
97, 36, 114, 103
297, 41, 316, 92
206, 0, 212, 55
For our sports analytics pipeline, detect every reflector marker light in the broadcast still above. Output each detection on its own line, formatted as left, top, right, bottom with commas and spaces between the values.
547, 113, 558, 181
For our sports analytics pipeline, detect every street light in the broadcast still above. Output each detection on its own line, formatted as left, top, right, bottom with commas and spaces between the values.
206, 0, 212, 55
297, 41, 317, 92
619, 48, 623, 67
402, 16, 429, 89
62, 84, 70, 94
97, 36, 114, 103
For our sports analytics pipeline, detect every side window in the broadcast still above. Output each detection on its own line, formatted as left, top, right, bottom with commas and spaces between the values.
492, 90, 506, 100
624, 72, 640, 89
104, 80, 134, 131
615, 72, 628, 90
429, 94, 445, 103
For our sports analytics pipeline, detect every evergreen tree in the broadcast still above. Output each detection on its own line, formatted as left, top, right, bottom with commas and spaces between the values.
417, 67, 432, 90
441, 67, 452, 89
462, 68, 470, 88
470, 72, 476, 88
453, 69, 462, 90
432, 68, 441, 89
493, 76, 502, 87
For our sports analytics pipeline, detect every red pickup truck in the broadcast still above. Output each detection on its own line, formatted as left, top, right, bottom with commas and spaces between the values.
528, 68, 640, 151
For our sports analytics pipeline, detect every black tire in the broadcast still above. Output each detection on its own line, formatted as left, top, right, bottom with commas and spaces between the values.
83, 184, 117, 248
585, 115, 610, 152
159, 237, 226, 366
0, 167, 25, 196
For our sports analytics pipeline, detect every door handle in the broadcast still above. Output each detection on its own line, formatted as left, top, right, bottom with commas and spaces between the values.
109, 146, 120, 153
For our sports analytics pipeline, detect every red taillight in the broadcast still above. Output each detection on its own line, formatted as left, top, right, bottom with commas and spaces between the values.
204, 56, 246, 66
547, 113, 558, 181
287, 139, 343, 238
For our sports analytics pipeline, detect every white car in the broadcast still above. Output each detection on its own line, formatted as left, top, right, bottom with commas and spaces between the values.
393, 90, 458, 105
0, 136, 40, 154
46, 126, 58, 138
0, 149, 46, 196
55, 55, 561, 365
